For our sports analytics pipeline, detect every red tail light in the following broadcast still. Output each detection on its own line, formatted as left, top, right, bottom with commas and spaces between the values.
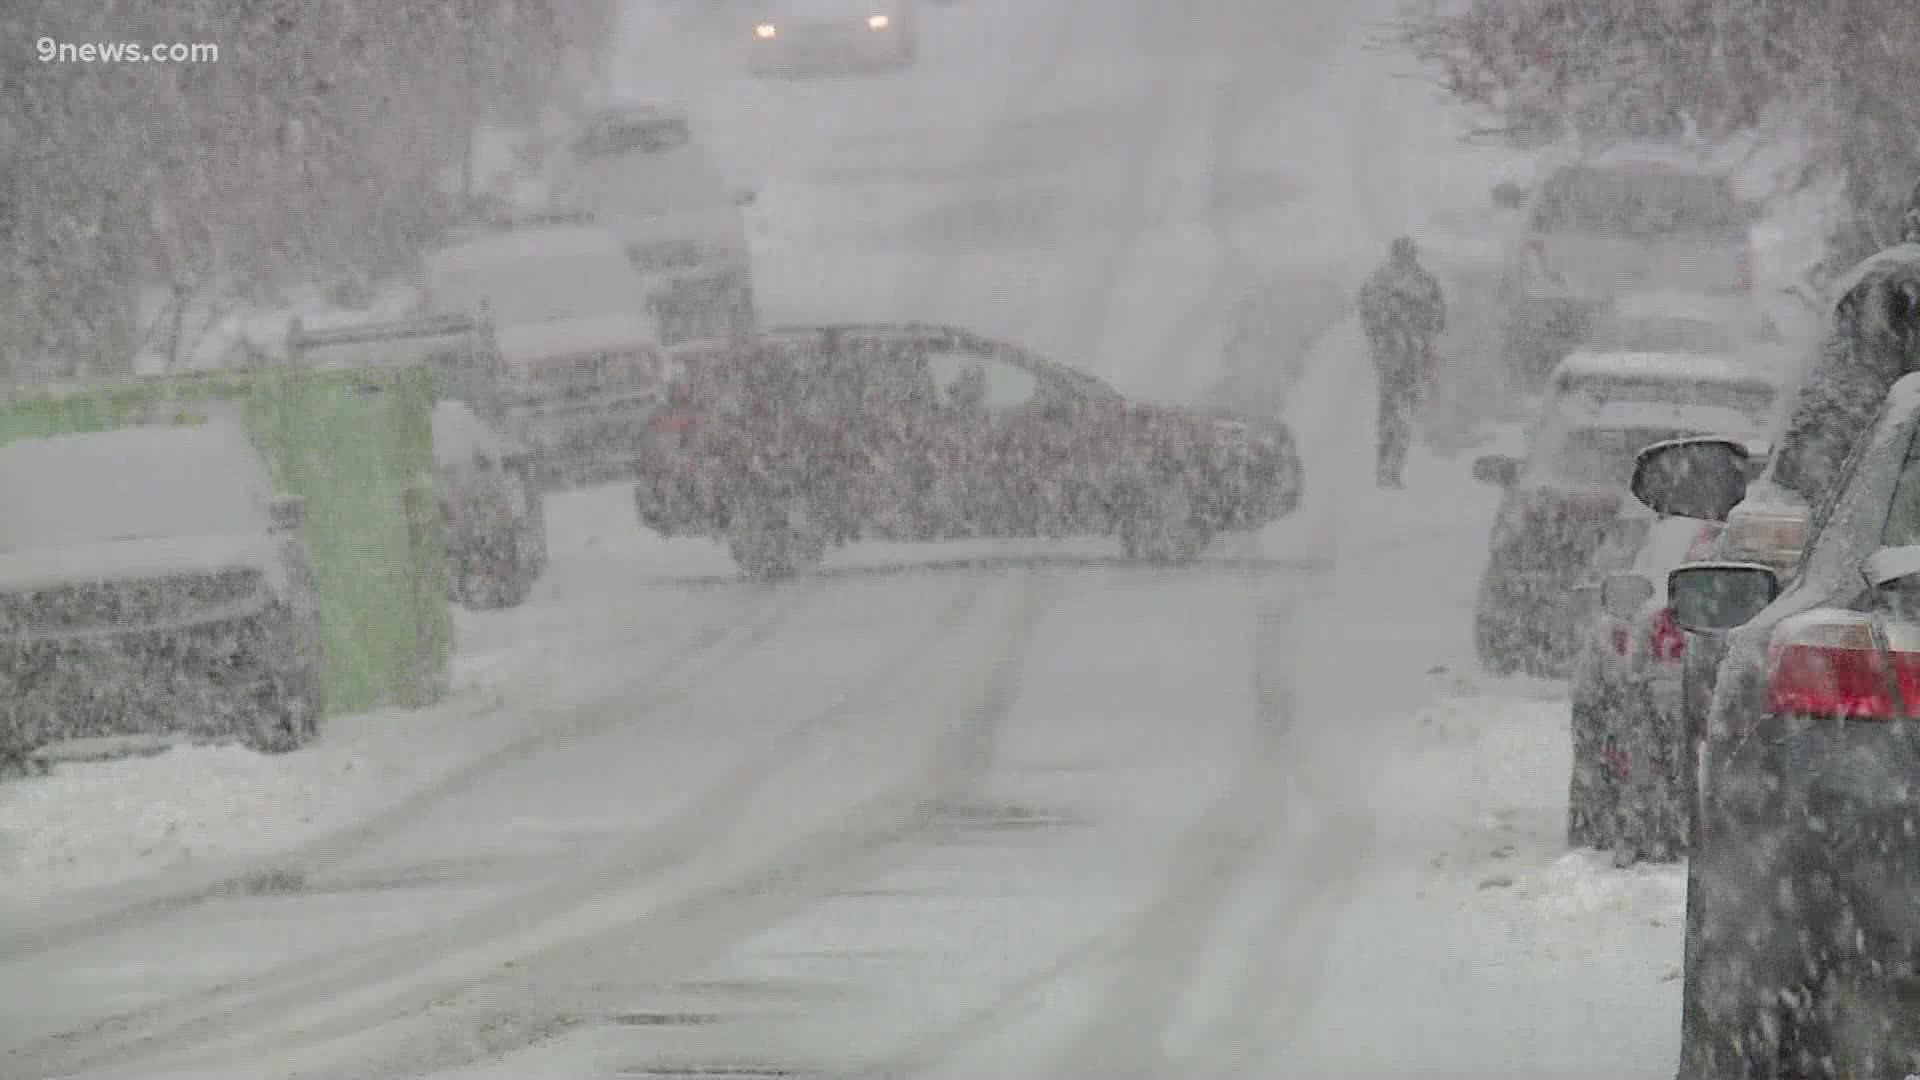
1648, 607, 1685, 664
1611, 627, 1630, 655
1764, 610, 1920, 720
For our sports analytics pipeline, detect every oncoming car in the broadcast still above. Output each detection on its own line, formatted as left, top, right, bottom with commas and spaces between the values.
0, 422, 325, 764
749, 0, 919, 77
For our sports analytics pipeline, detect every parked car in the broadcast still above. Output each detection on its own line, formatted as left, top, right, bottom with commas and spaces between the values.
1566, 507, 1722, 859
748, 0, 919, 77
1495, 146, 1760, 387
633, 322, 1304, 579
1473, 384, 1773, 677
285, 315, 549, 610
418, 223, 678, 491
1631, 377, 1920, 1077
0, 422, 325, 764
546, 105, 759, 345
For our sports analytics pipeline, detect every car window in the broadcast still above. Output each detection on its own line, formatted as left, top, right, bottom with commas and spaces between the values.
925, 350, 1043, 412
1534, 166, 1744, 239
1879, 420, 1920, 548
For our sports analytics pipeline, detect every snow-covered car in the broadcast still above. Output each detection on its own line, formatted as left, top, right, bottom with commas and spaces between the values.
419, 224, 678, 491
632, 322, 1303, 579
0, 422, 325, 765
1632, 372, 1920, 1077
546, 105, 758, 345
1472, 393, 1772, 678
748, 0, 919, 77
432, 400, 548, 610
1495, 146, 1760, 387
1566, 509, 1721, 860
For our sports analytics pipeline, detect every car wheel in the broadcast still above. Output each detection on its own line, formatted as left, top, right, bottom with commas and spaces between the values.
1566, 688, 1617, 850
1119, 481, 1211, 563
452, 528, 534, 611
244, 649, 324, 754
729, 500, 829, 582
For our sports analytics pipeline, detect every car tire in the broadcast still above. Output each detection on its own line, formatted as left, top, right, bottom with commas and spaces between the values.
729, 500, 829, 582
244, 639, 324, 754
1566, 688, 1618, 851
1119, 481, 1211, 563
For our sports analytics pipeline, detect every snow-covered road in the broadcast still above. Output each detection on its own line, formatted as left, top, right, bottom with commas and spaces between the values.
0, 1, 1689, 1076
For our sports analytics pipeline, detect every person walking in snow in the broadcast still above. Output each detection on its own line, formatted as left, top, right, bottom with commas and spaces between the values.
1358, 235, 1446, 488
1767, 178, 1920, 506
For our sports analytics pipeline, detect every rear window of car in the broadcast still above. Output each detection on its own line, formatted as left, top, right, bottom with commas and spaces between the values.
571, 116, 692, 161
1557, 374, 1774, 420
1533, 166, 1744, 239
1581, 316, 1741, 355
1549, 425, 1695, 486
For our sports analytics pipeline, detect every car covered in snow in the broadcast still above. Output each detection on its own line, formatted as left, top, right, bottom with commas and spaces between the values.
747, 0, 919, 77
419, 224, 678, 491
632, 322, 1304, 579
1630, 371, 1920, 1077
0, 422, 325, 765
546, 106, 759, 345
1566, 507, 1722, 861
1472, 386, 1773, 677
1495, 146, 1760, 387
285, 315, 549, 610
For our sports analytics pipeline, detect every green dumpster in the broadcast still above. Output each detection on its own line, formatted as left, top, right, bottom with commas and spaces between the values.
0, 365, 454, 716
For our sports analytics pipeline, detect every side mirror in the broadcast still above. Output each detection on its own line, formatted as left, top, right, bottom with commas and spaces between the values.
732, 188, 757, 208
1491, 182, 1527, 210
269, 494, 307, 533
1600, 573, 1657, 621
1668, 561, 1780, 632
1472, 453, 1521, 487
1630, 437, 1751, 521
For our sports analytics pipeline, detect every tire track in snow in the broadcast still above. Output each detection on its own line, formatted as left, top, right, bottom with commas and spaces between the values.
136, 570, 1059, 1080
2, 577, 999, 1079
0, 578, 832, 966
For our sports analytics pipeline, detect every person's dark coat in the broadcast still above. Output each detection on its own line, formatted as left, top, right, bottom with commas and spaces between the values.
1358, 259, 1446, 394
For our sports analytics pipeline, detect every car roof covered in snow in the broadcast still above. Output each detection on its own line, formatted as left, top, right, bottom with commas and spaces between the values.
1554, 350, 1777, 390
425, 225, 629, 273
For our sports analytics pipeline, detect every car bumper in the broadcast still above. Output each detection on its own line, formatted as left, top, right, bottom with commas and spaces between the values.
750, 30, 909, 73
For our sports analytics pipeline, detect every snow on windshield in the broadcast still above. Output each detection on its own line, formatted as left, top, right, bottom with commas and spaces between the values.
0, 426, 272, 553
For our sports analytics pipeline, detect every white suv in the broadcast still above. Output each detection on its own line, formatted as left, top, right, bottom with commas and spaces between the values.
1497, 147, 1759, 387
547, 104, 759, 346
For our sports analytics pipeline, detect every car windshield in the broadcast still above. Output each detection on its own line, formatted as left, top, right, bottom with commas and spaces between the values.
427, 255, 642, 327
552, 134, 729, 216
1534, 166, 1744, 238
1548, 425, 1696, 486
0, 429, 271, 552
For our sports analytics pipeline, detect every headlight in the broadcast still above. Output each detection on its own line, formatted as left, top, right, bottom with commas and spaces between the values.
754, 23, 777, 38
867, 14, 890, 29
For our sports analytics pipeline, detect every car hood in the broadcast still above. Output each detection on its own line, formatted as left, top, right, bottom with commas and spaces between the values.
497, 314, 660, 364
0, 532, 280, 594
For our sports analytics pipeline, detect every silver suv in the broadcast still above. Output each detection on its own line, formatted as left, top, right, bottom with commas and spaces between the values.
0, 422, 325, 765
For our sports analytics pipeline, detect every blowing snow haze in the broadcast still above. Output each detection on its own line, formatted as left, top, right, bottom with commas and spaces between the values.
2, 1, 1919, 1077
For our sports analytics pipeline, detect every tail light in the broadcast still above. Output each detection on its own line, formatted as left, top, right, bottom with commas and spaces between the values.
1648, 607, 1686, 664
1611, 627, 1631, 655
1764, 610, 1920, 720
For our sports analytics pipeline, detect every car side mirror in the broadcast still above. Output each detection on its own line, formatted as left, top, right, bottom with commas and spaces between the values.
733, 188, 757, 208
1668, 561, 1780, 632
1631, 437, 1751, 521
269, 494, 307, 533
1472, 453, 1521, 487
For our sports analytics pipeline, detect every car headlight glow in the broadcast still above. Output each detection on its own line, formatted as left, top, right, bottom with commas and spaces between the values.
754, 22, 777, 38
867, 14, 890, 29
